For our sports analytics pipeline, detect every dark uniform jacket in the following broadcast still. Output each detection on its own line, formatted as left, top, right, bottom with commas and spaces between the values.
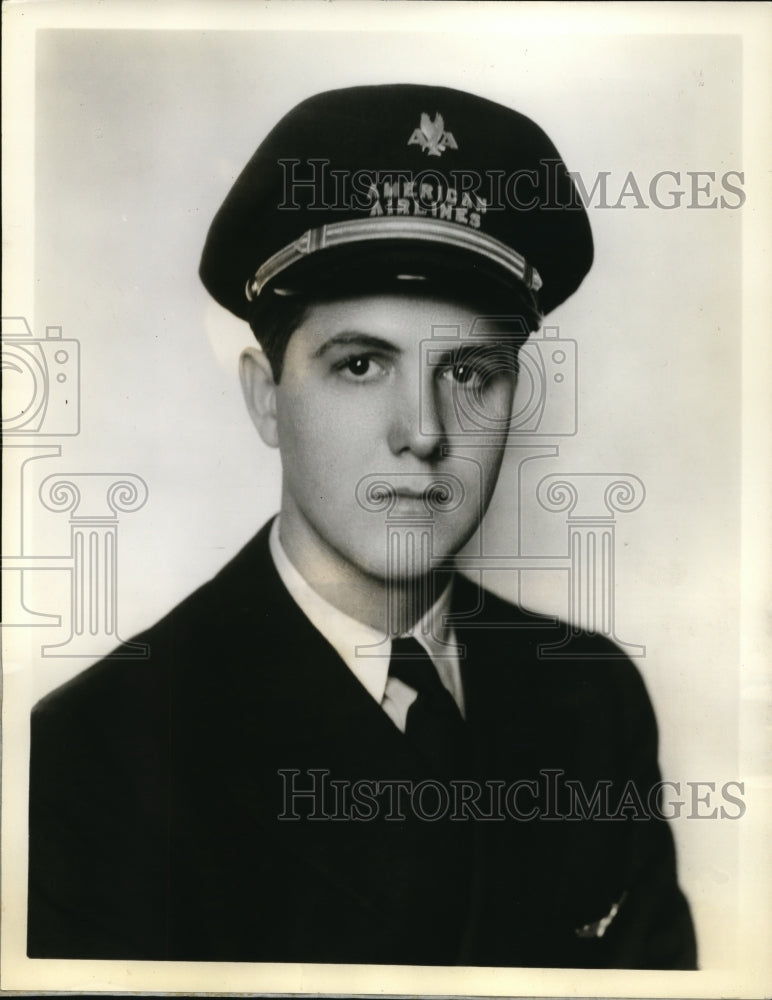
28, 520, 697, 968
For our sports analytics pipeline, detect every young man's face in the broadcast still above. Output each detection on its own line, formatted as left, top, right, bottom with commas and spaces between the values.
242, 289, 523, 590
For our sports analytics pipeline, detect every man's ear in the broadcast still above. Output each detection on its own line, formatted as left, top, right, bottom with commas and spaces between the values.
239, 347, 279, 448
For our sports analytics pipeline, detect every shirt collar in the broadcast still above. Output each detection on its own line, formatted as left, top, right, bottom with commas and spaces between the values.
268, 517, 454, 705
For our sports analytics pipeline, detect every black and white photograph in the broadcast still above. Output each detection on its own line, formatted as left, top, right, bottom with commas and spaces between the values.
2, 2, 770, 996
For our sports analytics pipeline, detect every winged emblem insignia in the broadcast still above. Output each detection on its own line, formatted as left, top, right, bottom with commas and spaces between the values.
407, 112, 459, 157
575, 892, 628, 940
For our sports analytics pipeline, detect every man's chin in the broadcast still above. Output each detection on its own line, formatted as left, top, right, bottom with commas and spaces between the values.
345, 545, 458, 589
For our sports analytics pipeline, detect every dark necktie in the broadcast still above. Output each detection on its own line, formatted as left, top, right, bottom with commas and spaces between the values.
388, 636, 469, 775
388, 638, 474, 962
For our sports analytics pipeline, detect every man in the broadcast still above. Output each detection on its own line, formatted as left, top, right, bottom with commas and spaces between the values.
27, 84, 697, 968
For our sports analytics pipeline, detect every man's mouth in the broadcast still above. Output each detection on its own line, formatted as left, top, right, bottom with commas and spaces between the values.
355, 473, 465, 515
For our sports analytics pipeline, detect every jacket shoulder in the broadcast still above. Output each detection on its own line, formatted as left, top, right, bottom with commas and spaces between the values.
456, 574, 643, 664
33, 521, 276, 723
454, 576, 656, 734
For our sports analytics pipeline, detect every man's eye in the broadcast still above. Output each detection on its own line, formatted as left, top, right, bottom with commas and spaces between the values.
334, 355, 387, 381
450, 362, 480, 384
347, 357, 372, 377
441, 359, 487, 386
439, 348, 518, 389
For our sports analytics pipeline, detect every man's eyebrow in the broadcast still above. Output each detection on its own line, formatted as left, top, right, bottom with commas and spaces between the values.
313, 333, 402, 358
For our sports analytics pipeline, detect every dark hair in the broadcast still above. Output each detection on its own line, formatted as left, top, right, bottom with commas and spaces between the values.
246, 293, 309, 383
246, 278, 541, 383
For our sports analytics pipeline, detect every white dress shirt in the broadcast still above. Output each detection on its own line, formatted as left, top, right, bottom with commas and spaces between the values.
269, 518, 464, 732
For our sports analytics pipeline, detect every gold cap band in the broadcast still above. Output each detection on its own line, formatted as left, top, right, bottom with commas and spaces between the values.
245, 217, 543, 301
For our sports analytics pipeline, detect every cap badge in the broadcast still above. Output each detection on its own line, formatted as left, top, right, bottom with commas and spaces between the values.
407, 112, 458, 157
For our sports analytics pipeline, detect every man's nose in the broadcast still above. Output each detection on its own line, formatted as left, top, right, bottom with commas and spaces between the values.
387, 375, 446, 460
